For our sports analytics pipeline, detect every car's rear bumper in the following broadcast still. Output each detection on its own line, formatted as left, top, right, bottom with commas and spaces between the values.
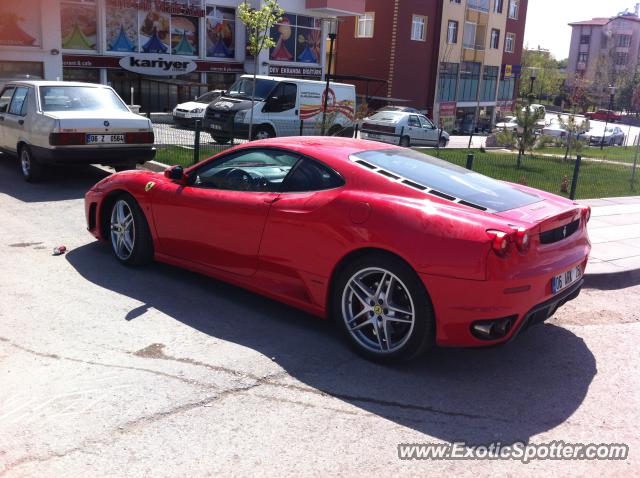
421, 255, 589, 348
32, 145, 156, 165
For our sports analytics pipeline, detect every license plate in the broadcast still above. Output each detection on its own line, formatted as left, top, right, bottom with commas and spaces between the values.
211, 124, 222, 130
86, 134, 125, 144
552, 266, 582, 294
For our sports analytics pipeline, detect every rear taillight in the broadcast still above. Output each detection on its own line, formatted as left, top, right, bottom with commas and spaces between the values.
49, 132, 85, 146
514, 227, 530, 252
126, 132, 154, 144
486, 230, 511, 257
581, 206, 591, 225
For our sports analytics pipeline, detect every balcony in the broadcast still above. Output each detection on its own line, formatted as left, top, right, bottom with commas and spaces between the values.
463, 42, 486, 51
305, 0, 365, 16
467, 0, 490, 13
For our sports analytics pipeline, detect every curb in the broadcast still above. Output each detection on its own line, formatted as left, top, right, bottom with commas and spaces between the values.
583, 269, 640, 290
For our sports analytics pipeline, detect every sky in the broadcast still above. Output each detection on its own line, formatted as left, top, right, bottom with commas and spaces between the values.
523, 0, 639, 59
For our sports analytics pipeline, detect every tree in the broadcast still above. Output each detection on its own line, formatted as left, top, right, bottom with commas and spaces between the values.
516, 98, 545, 167
238, 0, 284, 139
558, 114, 589, 160
519, 49, 564, 101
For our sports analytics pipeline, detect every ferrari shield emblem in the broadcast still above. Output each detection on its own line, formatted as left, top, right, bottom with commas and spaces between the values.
144, 181, 155, 192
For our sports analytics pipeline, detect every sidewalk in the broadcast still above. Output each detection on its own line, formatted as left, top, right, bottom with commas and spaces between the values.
579, 196, 640, 288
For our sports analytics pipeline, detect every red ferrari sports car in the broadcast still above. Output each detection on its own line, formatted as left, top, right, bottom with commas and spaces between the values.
85, 137, 591, 362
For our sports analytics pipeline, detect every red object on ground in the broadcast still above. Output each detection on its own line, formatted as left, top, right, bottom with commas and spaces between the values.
53, 245, 67, 256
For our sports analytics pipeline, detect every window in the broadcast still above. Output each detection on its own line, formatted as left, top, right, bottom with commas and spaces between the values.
458, 61, 481, 102
578, 52, 588, 63
419, 116, 435, 129
490, 29, 500, 49
263, 82, 297, 113
438, 62, 459, 101
408, 115, 421, 127
505, 33, 515, 53
39, 86, 129, 112
356, 13, 375, 38
508, 0, 519, 19
464, 22, 478, 49
282, 159, 344, 192
615, 52, 628, 66
450, 0, 461, 3
193, 149, 301, 192
601, 34, 609, 49
8, 87, 28, 116
498, 77, 515, 100
411, 15, 427, 41
494, 0, 504, 13
616, 34, 631, 48
447, 20, 458, 43
468, 0, 490, 12
480, 66, 499, 101
580, 34, 591, 45
0, 87, 15, 113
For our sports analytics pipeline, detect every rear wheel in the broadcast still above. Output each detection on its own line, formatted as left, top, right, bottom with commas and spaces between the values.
438, 137, 447, 148
109, 194, 153, 266
19, 145, 44, 182
399, 136, 410, 147
211, 134, 231, 144
253, 125, 275, 140
333, 253, 435, 363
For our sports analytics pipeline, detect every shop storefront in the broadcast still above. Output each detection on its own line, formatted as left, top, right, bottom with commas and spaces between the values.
1, 1, 364, 110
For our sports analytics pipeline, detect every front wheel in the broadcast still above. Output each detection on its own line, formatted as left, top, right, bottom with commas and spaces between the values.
399, 136, 410, 147
109, 194, 153, 266
438, 137, 448, 148
333, 253, 435, 362
20, 146, 44, 182
212, 135, 231, 144
253, 125, 275, 140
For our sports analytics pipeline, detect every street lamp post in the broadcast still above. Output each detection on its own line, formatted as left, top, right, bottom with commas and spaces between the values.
600, 85, 617, 150
321, 18, 338, 136
518, 68, 538, 167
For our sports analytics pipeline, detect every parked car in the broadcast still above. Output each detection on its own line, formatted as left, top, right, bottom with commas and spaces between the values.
541, 118, 568, 138
585, 109, 621, 122
495, 116, 519, 133
85, 137, 590, 362
204, 75, 355, 143
584, 126, 625, 146
521, 104, 547, 130
0, 81, 155, 182
360, 111, 449, 147
172, 90, 224, 126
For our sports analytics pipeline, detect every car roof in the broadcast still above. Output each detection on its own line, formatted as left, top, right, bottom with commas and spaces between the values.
3, 80, 112, 88
240, 74, 353, 88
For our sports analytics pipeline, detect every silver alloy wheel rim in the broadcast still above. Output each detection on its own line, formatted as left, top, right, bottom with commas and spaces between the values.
21, 150, 31, 177
110, 199, 136, 261
255, 130, 271, 140
341, 267, 415, 354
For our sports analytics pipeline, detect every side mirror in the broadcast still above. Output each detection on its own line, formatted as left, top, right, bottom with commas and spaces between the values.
164, 165, 185, 182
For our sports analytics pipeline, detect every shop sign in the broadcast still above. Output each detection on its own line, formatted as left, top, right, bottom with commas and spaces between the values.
268, 65, 322, 78
119, 54, 197, 76
439, 101, 457, 117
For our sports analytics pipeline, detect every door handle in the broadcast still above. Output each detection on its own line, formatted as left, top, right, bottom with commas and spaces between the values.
18, 119, 24, 125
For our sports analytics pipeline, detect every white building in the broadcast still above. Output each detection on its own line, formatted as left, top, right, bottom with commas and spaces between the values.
0, 0, 363, 111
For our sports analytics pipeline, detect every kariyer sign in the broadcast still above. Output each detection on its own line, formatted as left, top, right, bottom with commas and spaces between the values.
119, 55, 197, 76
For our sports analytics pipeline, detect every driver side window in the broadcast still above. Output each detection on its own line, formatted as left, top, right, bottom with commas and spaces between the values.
408, 115, 421, 127
263, 83, 297, 113
419, 116, 434, 129
192, 149, 301, 192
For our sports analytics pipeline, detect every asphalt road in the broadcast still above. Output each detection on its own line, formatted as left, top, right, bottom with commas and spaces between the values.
0, 155, 638, 477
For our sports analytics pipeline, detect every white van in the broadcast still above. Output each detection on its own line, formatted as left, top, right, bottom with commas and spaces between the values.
204, 75, 356, 143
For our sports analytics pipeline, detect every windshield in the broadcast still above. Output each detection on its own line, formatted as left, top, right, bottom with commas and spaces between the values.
369, 112, 404, 122
351, 149, 541, 212
195, 92, 219, 104
227, 78, 277, 101
39, 86, 129, 113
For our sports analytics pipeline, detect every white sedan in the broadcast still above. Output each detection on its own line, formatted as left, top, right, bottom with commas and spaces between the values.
0, 81, 155, 182
541, 118, 568, 138
360, 111, 449, 147
172, 90, 223, 126
495, 116, 519, 133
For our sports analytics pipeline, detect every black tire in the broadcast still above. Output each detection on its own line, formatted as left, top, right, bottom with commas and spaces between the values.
399, 136, 411, 147
438, 137, 448, 148
19, 145, 44, 183
108, 193, 154, 266
113, 164, 137, 172
332, 252, 435, 363
212, 135, 231, 144
253, 125, 275, 140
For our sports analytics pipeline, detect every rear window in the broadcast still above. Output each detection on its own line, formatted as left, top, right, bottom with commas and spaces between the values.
351, 149, 541, 212
369, 112, 403, 122
39, 86, 129, 112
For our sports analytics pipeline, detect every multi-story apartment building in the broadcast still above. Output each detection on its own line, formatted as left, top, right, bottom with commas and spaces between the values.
334, 0, 528, 132
566, 13, 640, 105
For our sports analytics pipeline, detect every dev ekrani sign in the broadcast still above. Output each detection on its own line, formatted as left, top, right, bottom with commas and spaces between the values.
119, 55, 197, 76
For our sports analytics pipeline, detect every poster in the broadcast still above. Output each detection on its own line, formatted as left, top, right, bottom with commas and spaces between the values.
139, 8, 170, 53
270, 14, 322, 64
171, 15, 199, 56
61, 2, 97, 50
206, 6, 235, 59
0, 0, 42, 47
106, 2, 138, 52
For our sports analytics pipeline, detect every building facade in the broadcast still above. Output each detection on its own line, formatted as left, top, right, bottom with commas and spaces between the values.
567, 14, 640, 105
333, 0, 527, 132
0, 0, 363, 111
